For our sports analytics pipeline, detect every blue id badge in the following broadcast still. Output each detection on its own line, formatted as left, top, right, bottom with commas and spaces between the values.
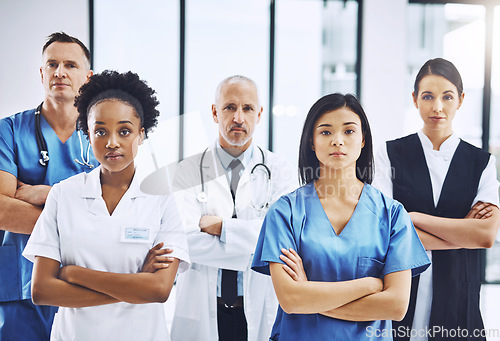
121, 227, 151, 243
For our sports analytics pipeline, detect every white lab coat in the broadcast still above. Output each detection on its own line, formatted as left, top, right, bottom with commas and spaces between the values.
170, 142, 298, 341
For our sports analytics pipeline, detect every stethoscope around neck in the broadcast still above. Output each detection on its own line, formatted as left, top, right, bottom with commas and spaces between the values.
196, 145, 272, 210
35, 102, 94, 169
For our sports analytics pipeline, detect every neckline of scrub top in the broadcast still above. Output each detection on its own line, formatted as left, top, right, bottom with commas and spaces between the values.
40, 112, 79, 145
310, 181, 366, 237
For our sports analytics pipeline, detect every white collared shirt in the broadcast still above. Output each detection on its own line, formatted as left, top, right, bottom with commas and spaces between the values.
215, 141, 254, 298
215, 141, 254, 183
23, 166, 190, 341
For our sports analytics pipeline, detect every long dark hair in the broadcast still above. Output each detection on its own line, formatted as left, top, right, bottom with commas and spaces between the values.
298, 93, 373, 185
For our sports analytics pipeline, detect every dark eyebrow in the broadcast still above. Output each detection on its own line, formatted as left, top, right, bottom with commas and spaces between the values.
94, 120, 134, 125
46, 59, 78, 64
317, 121, 358, 128
317, 123, 332, 128
443, 90, 456, 95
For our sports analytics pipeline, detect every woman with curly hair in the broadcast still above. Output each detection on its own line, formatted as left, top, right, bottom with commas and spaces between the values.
23, 70, 190, 340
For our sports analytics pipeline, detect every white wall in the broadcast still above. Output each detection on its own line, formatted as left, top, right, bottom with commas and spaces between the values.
360, 0, 408, 149
0, 0, 88, 118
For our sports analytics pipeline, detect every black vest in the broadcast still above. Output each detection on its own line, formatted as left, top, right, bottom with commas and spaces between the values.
387, 134, 490, 341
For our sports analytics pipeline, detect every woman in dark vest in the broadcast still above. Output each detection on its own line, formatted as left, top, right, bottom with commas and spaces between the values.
373, 58, 500, 341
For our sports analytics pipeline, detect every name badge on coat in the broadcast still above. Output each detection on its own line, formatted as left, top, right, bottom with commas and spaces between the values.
121, 227, 151, 243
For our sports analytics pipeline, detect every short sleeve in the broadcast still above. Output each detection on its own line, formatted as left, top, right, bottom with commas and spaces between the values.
372, 142, 393, 198
0, 117, 18, 177
157, 194, 191, 273
22, 185, 62, 263
473, 154, 500, 207
382, 202, 430, 277
251, 196, 297, 276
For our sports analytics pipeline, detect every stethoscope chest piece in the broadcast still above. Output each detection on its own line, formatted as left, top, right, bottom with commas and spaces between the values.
197, 191, 208, 203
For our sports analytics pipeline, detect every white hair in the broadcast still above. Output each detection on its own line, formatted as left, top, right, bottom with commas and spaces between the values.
214, 75, 260, 105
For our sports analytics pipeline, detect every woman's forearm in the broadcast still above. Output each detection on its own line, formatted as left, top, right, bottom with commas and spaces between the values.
31, 257, 118, 308
61, 260, 179, 304
415, 228, 460, 250
321, 270, 411, 321
411, 208, 500, 249
32, 276, 119, 308
269, 262, 383, 314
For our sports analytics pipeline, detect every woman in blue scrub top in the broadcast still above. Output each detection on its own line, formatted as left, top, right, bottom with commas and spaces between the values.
23, 70, 190, 341
252, 93, 431, 340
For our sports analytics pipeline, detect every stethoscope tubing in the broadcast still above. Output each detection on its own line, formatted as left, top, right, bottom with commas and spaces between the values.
35, 103, 49, 166
197, 146, 271, 208
34, 102, 94, 169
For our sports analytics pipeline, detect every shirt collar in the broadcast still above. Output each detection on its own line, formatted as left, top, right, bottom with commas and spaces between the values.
417, 130, 460, 155
214, 140, 254, 170
81, 165, 146, 199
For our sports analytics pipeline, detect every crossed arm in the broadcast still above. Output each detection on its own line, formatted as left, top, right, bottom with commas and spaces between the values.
412, 202, 500, 250
0, 170, 50, 234
31, 243, 178, 308
271, 249, 411, 322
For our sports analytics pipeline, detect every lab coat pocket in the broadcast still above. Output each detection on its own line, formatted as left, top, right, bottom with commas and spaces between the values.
356, 257, 385, 279
173, 270, 204, 321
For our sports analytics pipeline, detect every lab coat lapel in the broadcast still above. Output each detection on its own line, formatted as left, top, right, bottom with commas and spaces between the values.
201, 146, 225, 184
205, 142, 232, 196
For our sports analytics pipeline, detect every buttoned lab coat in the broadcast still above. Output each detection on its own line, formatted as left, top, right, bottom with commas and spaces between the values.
170, 143, 298, 341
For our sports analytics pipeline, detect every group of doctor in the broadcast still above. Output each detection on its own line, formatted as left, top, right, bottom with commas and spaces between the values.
0, 31, 499, 341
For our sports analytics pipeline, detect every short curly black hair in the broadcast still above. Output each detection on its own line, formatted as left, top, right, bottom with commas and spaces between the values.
75, 70, 160, 138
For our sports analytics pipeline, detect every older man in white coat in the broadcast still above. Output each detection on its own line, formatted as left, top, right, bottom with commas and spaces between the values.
170, 75, 297, 341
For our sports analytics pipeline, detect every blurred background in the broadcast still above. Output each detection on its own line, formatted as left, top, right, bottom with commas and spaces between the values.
1, 0, 499, 334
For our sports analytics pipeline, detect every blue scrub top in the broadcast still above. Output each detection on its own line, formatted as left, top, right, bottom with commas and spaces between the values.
0, 109, 99, 302
252, 182, 431, 341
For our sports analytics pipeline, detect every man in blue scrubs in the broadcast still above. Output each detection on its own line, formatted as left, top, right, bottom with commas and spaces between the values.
0, 32, 98, 340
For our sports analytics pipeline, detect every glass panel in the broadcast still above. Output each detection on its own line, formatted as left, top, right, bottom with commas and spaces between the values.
184, 0, 269, 157
486, 5, 500, 283
406, 4, 485, 147
94, 0, 179, 178
0, 0, 89, 117
274, 0, 358, 166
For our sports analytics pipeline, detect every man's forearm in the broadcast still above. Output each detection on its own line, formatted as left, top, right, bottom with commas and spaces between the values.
0, 195, 42, 234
